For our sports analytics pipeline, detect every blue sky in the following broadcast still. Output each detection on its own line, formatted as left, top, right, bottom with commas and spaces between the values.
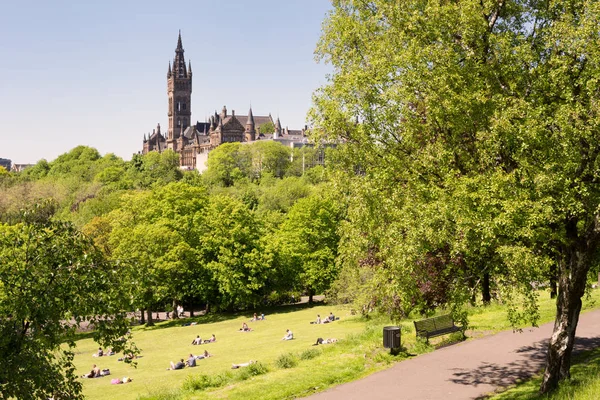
0, 0, 332, 164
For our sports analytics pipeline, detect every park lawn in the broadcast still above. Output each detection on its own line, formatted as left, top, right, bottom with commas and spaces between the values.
74, 289, 600, 400
488, 345, 600, 400
75, 304, 365, 400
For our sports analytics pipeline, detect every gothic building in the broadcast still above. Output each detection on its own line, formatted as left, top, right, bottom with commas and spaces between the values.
142, 32, 308, 171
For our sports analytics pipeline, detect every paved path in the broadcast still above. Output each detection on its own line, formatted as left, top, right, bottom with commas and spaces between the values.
306, 308, 600, 400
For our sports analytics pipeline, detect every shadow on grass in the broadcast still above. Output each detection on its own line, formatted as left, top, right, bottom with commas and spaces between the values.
447, 336, 600, 399
135, 299, 328, 332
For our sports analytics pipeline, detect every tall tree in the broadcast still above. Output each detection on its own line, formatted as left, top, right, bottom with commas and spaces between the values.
276, 194, 342, 303
0, 205, 134, 399
311, 0, 600, 393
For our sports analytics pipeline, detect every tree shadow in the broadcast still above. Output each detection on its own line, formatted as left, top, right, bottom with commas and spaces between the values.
135, 299, 328, 332
448, 336, 600, 399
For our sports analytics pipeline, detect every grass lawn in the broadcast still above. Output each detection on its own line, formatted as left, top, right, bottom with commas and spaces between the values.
488, 346, 600, 400
73, 289, 600, 400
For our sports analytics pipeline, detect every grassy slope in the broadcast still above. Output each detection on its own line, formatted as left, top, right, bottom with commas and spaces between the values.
74, 290, 600, 400
75, 304, 365, 400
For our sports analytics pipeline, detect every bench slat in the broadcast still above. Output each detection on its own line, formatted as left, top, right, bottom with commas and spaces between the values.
414, 314, 461, 341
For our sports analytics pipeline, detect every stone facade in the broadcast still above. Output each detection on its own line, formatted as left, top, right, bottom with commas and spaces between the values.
141, 32, 308, 170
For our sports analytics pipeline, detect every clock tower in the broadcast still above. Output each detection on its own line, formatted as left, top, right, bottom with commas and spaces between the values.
166, 31, 192, 151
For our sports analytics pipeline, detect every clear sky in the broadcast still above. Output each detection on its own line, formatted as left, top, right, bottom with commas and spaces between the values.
0, 0, 332, 164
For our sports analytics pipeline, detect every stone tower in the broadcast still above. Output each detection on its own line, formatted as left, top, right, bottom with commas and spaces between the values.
245, 106, 256, 142
167, 31, 192, 150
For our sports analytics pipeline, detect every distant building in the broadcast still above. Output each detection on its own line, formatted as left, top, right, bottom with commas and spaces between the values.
0, 158, 11, 171
11, 164, 34, 172
141, 32, 309, 171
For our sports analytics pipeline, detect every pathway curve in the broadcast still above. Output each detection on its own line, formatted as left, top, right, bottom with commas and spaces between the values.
305, 308, 600, 400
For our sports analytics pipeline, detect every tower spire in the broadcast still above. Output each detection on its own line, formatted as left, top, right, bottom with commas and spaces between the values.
173, 31, 186, 78
177, 30, 183, 51
167, 62, 172, 78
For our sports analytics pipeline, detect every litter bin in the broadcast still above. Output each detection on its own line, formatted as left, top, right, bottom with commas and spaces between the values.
383, 326, 401, 349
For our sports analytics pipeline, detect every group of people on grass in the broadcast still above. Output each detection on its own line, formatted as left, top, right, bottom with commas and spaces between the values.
191, 334, 216, 345
168, 350, 211, 370
93, 347, 115, 357
85, 309, 341, 381
312, 312, 337, 324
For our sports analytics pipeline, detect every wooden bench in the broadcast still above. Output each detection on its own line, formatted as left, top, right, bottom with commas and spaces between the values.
413, 314, 462, 342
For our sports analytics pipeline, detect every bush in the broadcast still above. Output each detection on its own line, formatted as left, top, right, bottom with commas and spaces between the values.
182, 371, 232, 391
300, 348, 320, 360
238, 361, 269, 380
275, 352, 298, 369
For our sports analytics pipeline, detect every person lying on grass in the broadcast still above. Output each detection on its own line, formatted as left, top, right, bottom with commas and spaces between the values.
313, 337, 338, 346
282, 329, 294, 340
231, 360, 256, 369
194, 350, 211, 360
239, 322, 251, 332
167, 359, 186, 370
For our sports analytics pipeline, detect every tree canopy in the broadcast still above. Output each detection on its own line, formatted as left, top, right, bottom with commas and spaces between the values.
311, 0, 600, 393
0, 204, 135, 399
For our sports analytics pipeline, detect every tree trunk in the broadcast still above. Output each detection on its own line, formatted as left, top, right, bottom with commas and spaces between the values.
540, 244, 589, 393
482, 272, 491, 305
140, 309, 145, 324
308, 291, 314, 304
549, 263, 558, 299
172, 299, 178, 319
190, 308, 194, 317
146, 309, 154, 327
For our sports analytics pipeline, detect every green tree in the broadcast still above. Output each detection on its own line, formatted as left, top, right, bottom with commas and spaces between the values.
259, 121, 275, 134
108, 182, 210, 322
250, 141, 291, 179
204, 143, 250, 186
276, 194, 342, 303
311, 0, 600, 393
200, 195, 267, 310
0, 205, 134, 399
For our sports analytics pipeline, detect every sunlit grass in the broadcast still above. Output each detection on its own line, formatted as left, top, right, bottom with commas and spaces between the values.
73, 288, 600, 400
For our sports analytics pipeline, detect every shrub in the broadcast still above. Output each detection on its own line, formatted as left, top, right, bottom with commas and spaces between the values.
182, 371, 232, 391
238, 361, 269, 380
275, 352, 298, 369
300, 348, 320, 360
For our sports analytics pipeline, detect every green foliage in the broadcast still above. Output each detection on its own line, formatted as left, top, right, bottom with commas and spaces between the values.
275, 353, 299, 369
259, 121, 275, 134
299, 348, 321, 360
275, 193, 343, 299
0, 205, 134, 399
239, 361, 269, 379
311, 1, 600, 390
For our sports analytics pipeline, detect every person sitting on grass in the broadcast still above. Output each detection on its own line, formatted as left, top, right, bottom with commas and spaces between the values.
251, 313, 258, 321
282, 329, 294, 340
203, 334, 216, 343
323, 312, 335, 323
311, 314, 322, 324
239, 322, 251, 332
186, 353, 196, 367
231, 360, 255, 369
195, 350, 211, 360
191, 335, 202, 345
168, 359, 186, 370
82, 364, 101, 378
92, 347, 103, 357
